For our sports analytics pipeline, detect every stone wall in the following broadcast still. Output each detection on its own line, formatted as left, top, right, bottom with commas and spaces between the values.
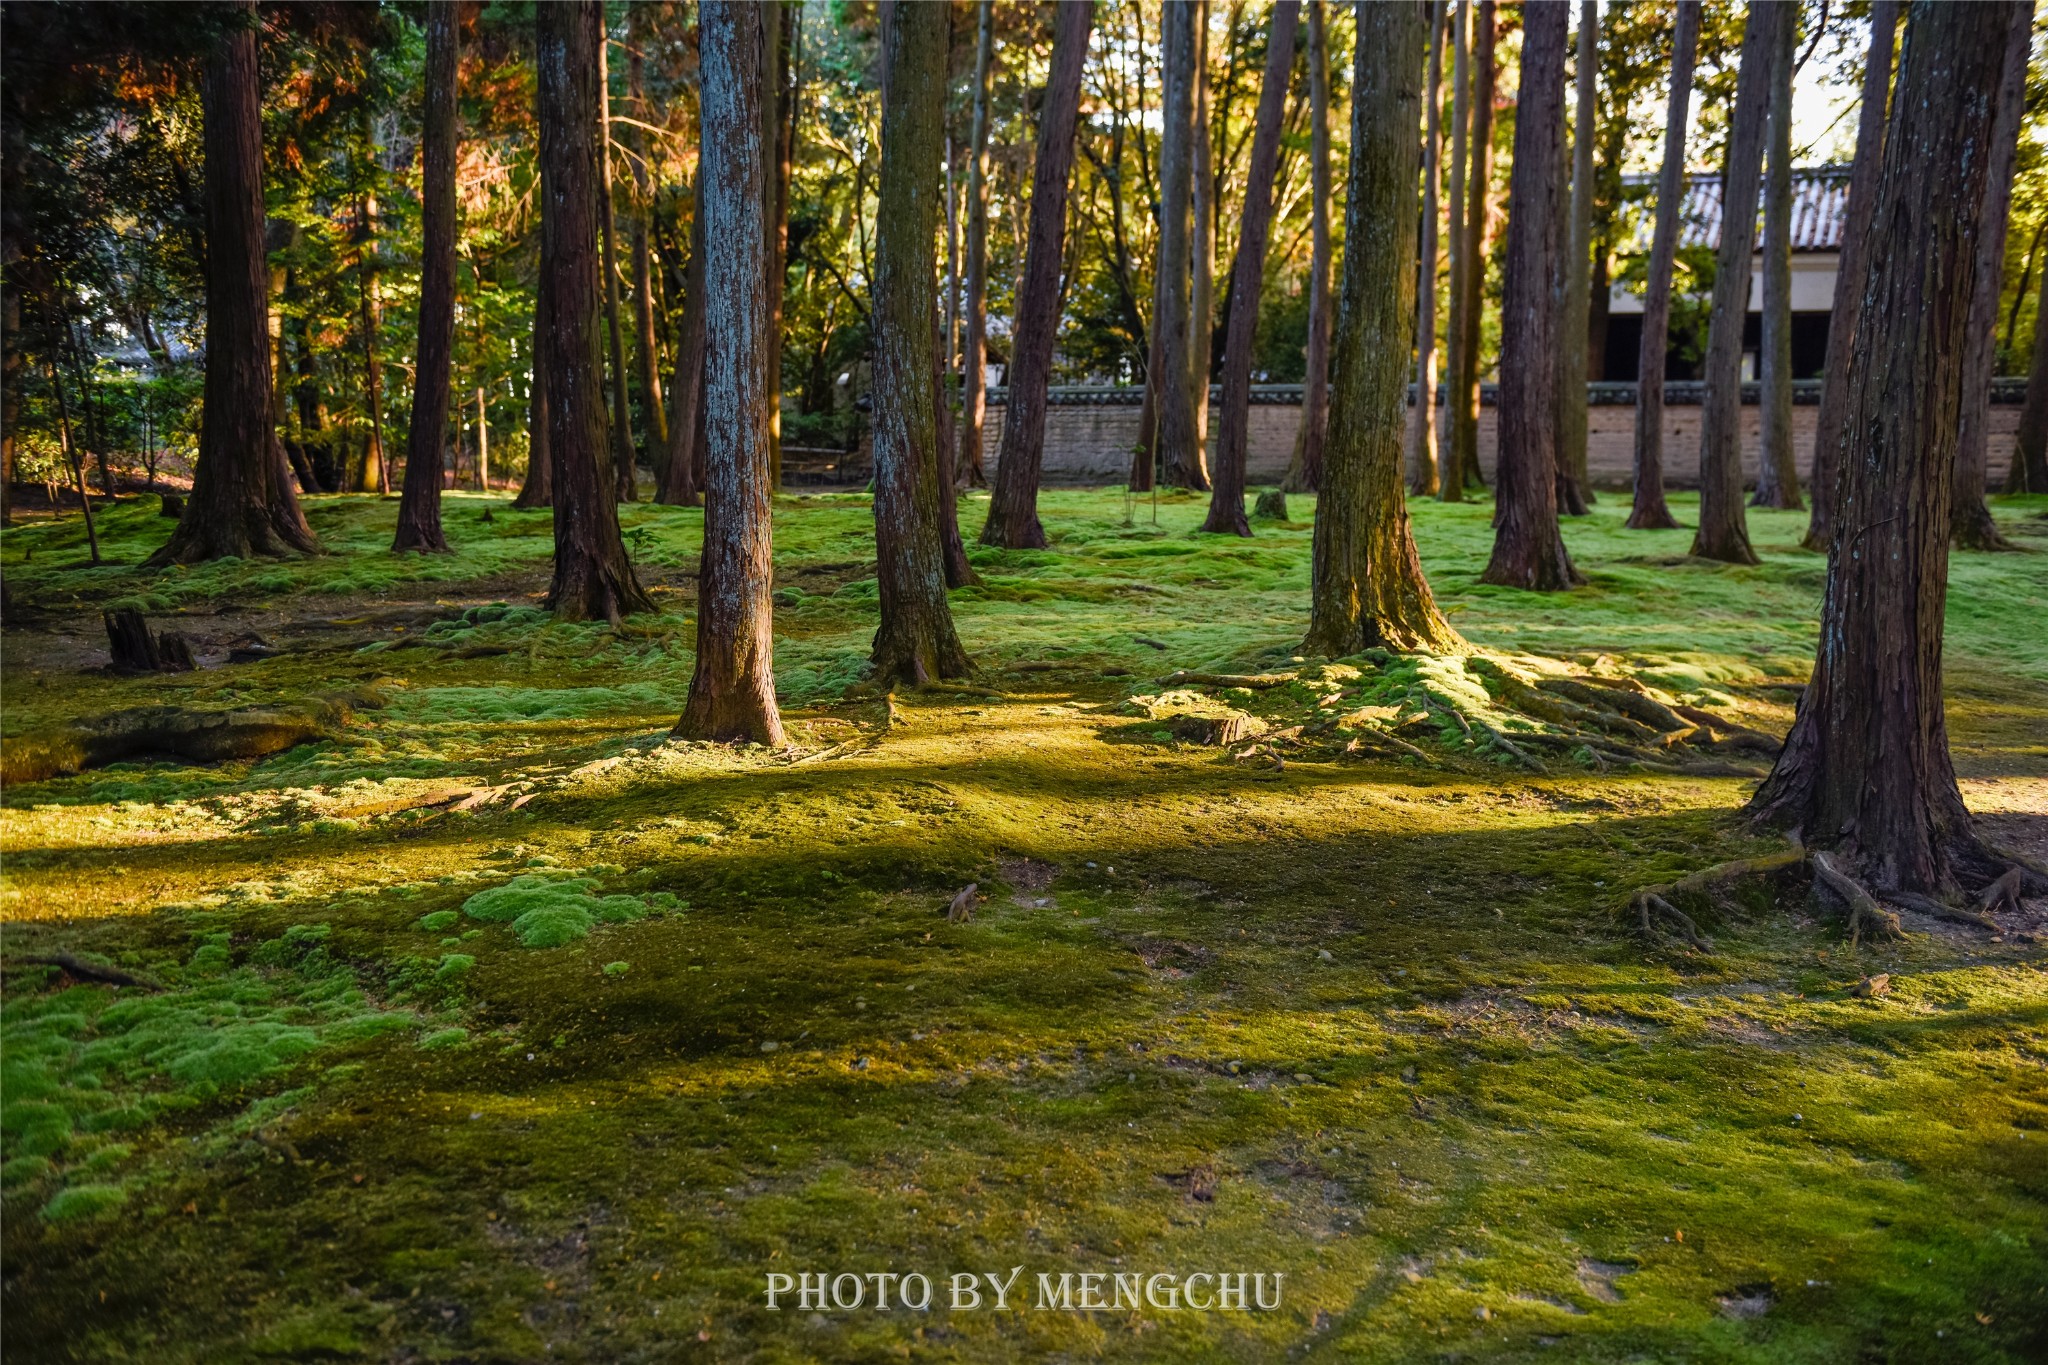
968, 382, 2026, 490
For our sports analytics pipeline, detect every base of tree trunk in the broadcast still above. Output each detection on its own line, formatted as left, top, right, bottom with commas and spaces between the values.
1687, 526, 1761, 566
673, 678, 785, 747
1951, 497, 2020, 552
1198, 500, 1251, 537
1623, 500, 1683, 530
979, 501, 1048, 550
870, 618, 972, 690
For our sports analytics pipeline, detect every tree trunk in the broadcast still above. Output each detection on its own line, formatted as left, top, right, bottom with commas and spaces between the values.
1189, 1, 1215, 470
1752, 0, 1801, 512
1804, 1, 1899, 548
1478, 0, 1579, 591
1451, 0, 1496, 494
957, 0, 994, 489
1283, 1, 1334, 497
536, 0, 651, 622
980, 0, 1094, 549
1305, 0, 1461, 656
658, 190, 707, 506
870, 0, 970, 685
354, 190, 389, 495
1435, 0, 1468, 503
1627, 0, 1699, 531
394, 0, 458, 554
515, 284, 553, 508
675, 1, 786, 746
1203, 2, 1299, 537
149, 0, 318, 565
1751, 0, 2030, 901
627, 45, 668, 454
1554, 0, 1596, 514
596, 32, 639, 502
2011, 260, 2048, 494
1153, 2, 1205, 490
1690, 3, 1771, 565
765, 1, 795, 491
1951, 0, 2031, 551
1408, 0, 1446, 498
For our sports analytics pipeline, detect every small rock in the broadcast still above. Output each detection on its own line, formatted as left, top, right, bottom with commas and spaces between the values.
1851, 973, 1891, 999
851, 1056, 869, 1070
1317, 949, 1334, 962
760, 1040, 779, 1053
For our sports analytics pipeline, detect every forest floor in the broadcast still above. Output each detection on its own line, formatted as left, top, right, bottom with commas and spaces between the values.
2, 485, 2046, 1363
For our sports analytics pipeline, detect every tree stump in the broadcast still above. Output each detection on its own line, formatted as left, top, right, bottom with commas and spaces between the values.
104, 609, 196, 673
1253, 490, 1290, 521
159, 492, 185, 518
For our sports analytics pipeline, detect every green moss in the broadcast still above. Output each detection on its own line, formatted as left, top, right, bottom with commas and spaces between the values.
417, 1027, 470, 1050
41, 1183, 127, 1222
418, 910, 460, 932
460, 875, 661, 948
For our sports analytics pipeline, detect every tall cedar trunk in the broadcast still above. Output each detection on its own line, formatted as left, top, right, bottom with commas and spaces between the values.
537, 0, 651, 622
1304, 0, 1461, 656
149, 2, 318, 565
394, 0, 458, 554
1751, 0, 2031, 900
1752, 0, 1801, 511
1805, 2, 1899, 547
1407, 1, 1445, 497
2011, 262, 2048, 493
1435, 0, 1468, 502
354, 190, 389, 494
1452, 0, 1496, 493
1283, 0, 1334, 496
675, 2, 785, 745
957, 0, 994, 488
1477, 1, 1579, 590
1153, 2, 1205, 489
515, 284, 553, 507
1690, 4, 1771, 565
597, 34, 638, 500
870, 0, 970, 684
932, 257, 976, 587
658, 191, 707, 505
1189, 1, 1215, 467
662, 194, 708, 504
980, 1, 1094, 549
764, 1, 794, 490
1951, 1, 2031, 550
1627, 0, 1699, 530
1202, 2, 1300, 537
1554, 0, 1595, 514
627, 46, 668, 453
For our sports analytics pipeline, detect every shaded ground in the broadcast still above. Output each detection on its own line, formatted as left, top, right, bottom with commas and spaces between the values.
2, 487, 2046, 1363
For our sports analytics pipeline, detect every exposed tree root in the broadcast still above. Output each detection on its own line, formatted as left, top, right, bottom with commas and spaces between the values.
0, 689, 386, 785
1885, 891, 1998, 931
1977, 866, 2024, 915
1810, 851, 1904, 947
1475, 720, 1544, 772
13, 953, 163, 990
1636, 893, 1714, 951
1157, 669, 1299, 690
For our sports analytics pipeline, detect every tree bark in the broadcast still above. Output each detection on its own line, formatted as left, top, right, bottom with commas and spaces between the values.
1554, 0, 1596, 514
1690, 3, 1771, 565
1752, 0, 1801, 512
1627, 0, 1699, 531
980, 0, 1094, 549
1153, 1, 1205, 490
1478, 0, 1579, 591
149, 1, 319, 565
1408, 0, 1446, 498
1804, 1, 1898, 548
596, 30, 639, 502
394, 0, 459, 554
676, 2, 786, 746
1304, 0, 1462, 657
1283, 0, 1334, 497
765, 0, 795, 491
1189, 1, 1215, 470
536, 0, 651, 622
957, 0, 995, 489
1435, 0, 1468, 503
1202, 2, 1299, 537
353, 188, 389, 495
658, 188, 707, 506
1751, 0, 2027, 900
627, 44, 668, 454
1951, 0, 2031, 551
515, 283, 553, 508
1450, 0, 1496, 494
870, 0, 970, 685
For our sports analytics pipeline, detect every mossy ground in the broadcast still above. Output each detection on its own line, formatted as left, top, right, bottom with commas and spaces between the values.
2, 486, 2045, 1362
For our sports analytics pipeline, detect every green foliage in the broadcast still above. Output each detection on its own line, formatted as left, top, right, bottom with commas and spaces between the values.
460, 875, 667, 949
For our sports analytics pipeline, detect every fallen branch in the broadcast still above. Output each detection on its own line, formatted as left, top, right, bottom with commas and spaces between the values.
1475, 720, 1545, 773
1811, 851, 1903, 947
1343, 727, 1433, 763
1157, 669, 1299, 690
17, 953, 163, 990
